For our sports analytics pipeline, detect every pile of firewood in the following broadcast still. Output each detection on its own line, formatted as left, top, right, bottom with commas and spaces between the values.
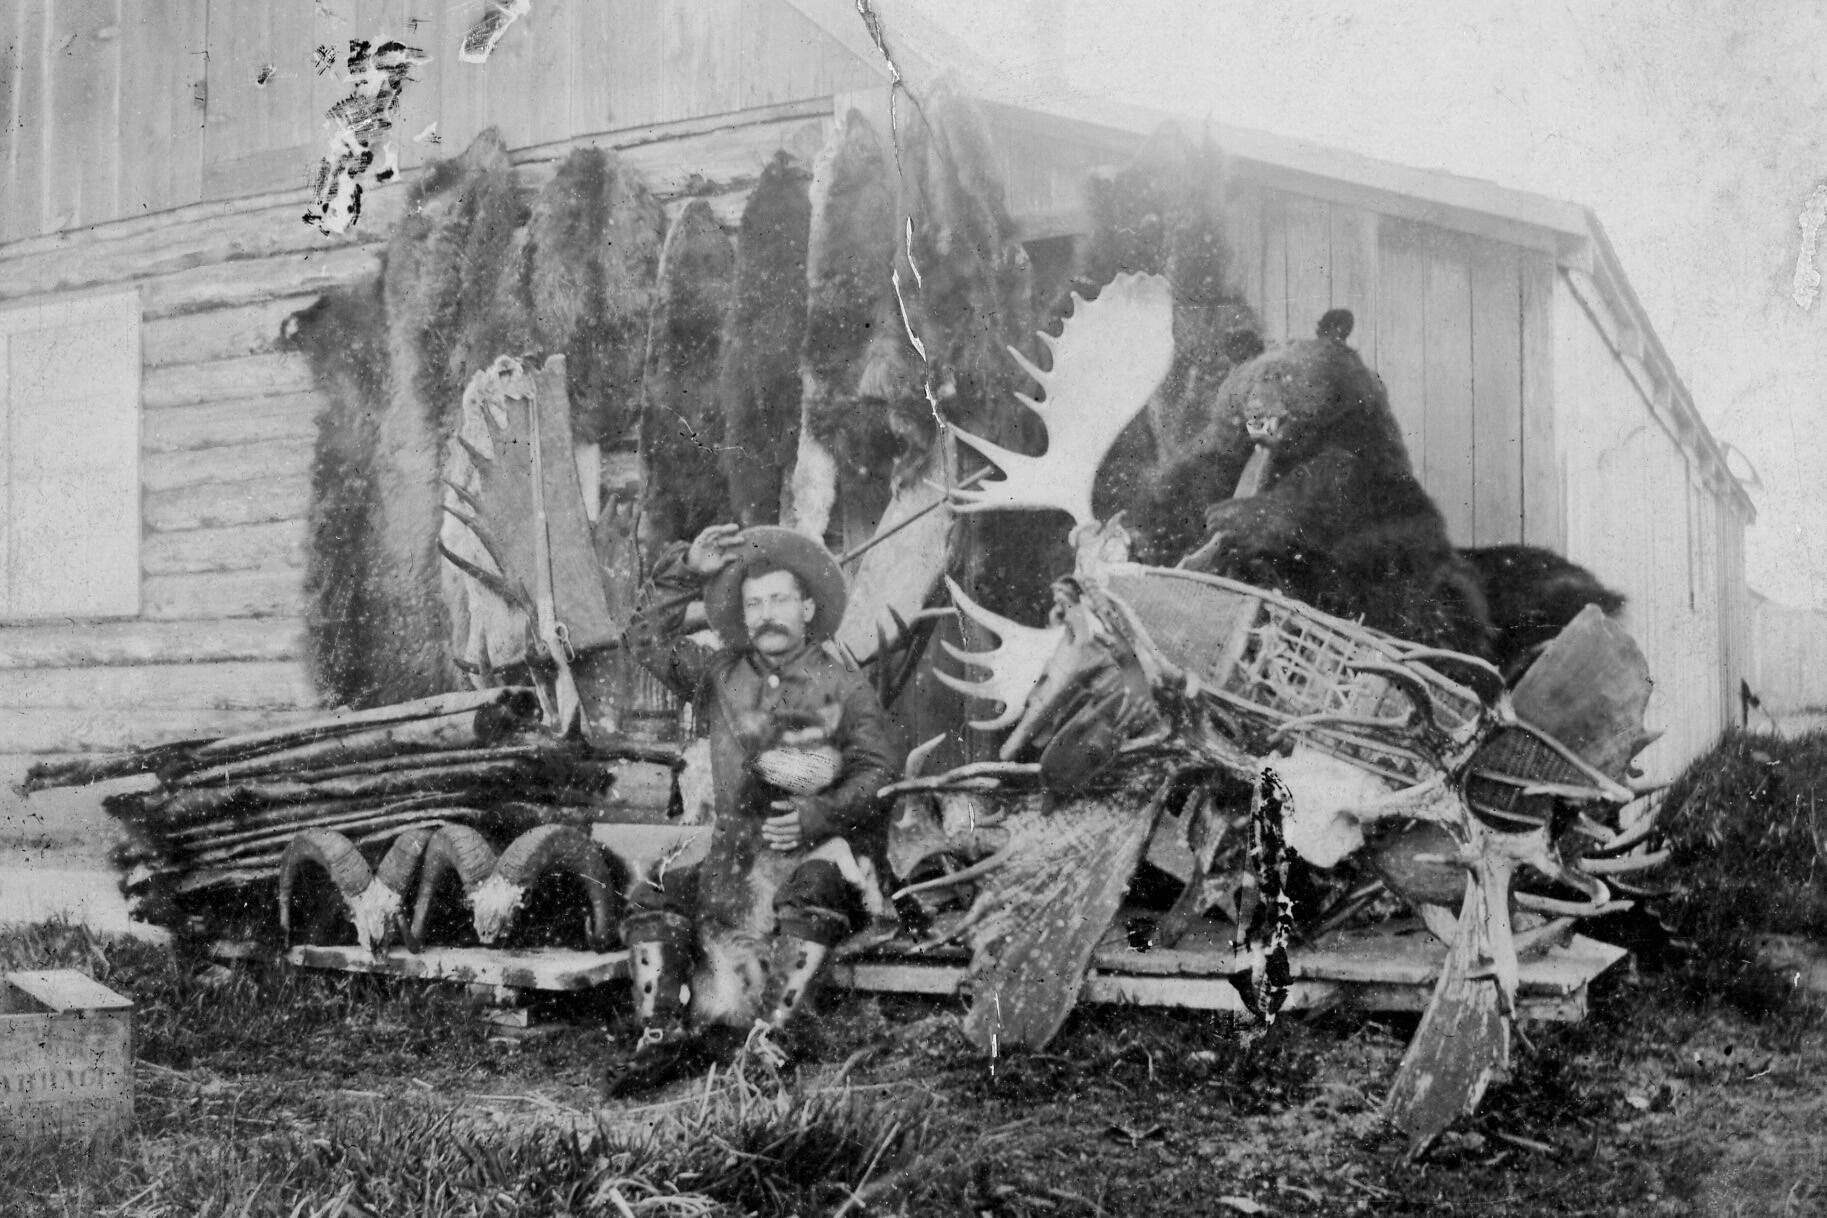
20, 688, 681, 916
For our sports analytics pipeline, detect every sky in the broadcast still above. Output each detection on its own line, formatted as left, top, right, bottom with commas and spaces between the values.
880, 0, 1827, 608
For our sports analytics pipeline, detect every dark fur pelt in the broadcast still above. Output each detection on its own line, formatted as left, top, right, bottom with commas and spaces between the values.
283, 285, 392, 707
527, 148, 665, 447
289, 130, 530, 707
1169, 313, 1496, 659
360, 130, 522, 706
797, 109, 902, 536
720, 152, 812, 526
1462, 544, 1627, 678
1070, 124, 1258, 525
640, 198, 736, 551
892, 90, 1055, 622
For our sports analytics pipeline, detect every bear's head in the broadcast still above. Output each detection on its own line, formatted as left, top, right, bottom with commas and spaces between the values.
1210, 309, 1401, 466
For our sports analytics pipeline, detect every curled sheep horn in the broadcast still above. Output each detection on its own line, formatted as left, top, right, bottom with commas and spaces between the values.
346, 826, 436, 955
406, 822, 499, 952
472, 825, 619, 950
278, 829, 374, 949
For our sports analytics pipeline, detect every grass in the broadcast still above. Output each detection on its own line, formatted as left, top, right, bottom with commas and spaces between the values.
5, 727, 1827, 1215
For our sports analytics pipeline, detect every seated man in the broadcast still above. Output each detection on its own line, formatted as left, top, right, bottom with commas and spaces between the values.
608, 523, 900, 1094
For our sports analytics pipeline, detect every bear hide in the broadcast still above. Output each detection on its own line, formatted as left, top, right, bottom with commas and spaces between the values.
1166, 310, 1497, 659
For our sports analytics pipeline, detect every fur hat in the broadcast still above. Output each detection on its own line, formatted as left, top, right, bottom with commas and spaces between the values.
704, 526, 848, 646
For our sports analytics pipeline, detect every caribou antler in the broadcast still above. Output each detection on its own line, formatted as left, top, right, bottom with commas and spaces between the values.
950, 272, 1176, 526
934, 576, 1066, 731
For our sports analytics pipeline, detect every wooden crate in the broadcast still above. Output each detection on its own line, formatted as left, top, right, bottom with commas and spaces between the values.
0, 970, 134, 1146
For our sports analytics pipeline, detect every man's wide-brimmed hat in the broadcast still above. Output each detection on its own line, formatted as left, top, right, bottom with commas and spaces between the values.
704, 526, 848, 645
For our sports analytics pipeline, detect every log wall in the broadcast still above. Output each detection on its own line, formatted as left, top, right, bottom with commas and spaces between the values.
0, 105, 830, 755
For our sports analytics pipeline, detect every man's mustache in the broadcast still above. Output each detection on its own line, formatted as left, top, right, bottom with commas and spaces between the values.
750, 623, 792, 638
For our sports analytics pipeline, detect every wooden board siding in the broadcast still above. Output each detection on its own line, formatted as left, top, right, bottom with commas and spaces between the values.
1553, 273, 1729, 780
1372, 222, 1536, 547
0, 108, 824, 753
1, 0, 876, 234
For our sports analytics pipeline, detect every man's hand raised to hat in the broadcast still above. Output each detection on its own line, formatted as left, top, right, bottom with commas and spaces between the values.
686, 523, 744, 576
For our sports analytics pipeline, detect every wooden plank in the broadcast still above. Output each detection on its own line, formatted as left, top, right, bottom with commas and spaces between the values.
1422, 251, 1475, 543
1376, 231, 1429, 464
9, 0, 47, 241
201, 0, 271, 197
117, 0, 180, 217
289, 945, 629, 991
144, 474, 312, 532
142, 519, 307, 576
1470, 242, 1523, 545
143, 392, 323, 454
143, 297, 320, 368
202, 142, 317, 202
525, 0, 575, 147
262, 0, 316, 164
1224, 184, 1266, 326
479, 0, 540, 144
47, 0, 123, 231
0, 659, 315, 711
1519, 253, 1561, 548
570, 0, 613, 132
141, 351, 317, 409
169, 0, 209, 211
138, 246, 383, 318
5, 970, 133, 1013
0, 617, 306, 669
141, 436, 315, 493
142, 568, 305, 620
1281, 194, 1332, 341
0, 706, 320, 754
1328, 203, 1379, 366
1256, 190, 1290, 342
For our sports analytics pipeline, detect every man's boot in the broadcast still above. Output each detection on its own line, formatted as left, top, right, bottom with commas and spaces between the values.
741, 929, 837, 1071
604, 912, 702, 1098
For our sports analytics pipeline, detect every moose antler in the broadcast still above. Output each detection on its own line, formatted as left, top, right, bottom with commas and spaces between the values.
950, 272, 1176, 526
933, 576, 1065, 731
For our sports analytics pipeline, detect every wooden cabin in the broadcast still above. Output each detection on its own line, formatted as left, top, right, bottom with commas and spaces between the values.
0, 0, 1752, 788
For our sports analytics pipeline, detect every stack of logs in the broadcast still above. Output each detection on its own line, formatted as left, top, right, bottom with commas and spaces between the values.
20, 688, 682, 915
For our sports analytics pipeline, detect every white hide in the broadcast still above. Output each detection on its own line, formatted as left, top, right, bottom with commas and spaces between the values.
1265, 747, 1392, 868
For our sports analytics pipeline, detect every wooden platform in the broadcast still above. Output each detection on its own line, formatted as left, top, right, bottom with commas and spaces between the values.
284, 944, 628, 991
241, 923, 1628, 1024
832, 927, 1628, 1023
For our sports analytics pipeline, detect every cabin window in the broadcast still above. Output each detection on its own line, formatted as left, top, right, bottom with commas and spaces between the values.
0, 292, 142, 621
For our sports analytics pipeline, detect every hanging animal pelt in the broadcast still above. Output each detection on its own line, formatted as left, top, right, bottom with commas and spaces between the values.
1073, 124, 1257, 535
889, 88, 1053, 624
288, 129, 522, 708
639, 199, 736, 553
282, 283, 393, 707
790, 109, 902, 542
526, 147, 665, 448
720, 152, 812, 526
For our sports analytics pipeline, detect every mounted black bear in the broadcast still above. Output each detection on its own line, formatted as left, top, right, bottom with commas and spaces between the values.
1140, 309, 1497, 659
1138, 309, 1624, 675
